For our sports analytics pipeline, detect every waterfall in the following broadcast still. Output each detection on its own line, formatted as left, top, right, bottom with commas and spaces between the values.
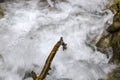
0, 0, 115, 80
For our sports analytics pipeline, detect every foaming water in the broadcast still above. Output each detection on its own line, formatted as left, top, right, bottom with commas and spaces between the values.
0, 0, 115, 80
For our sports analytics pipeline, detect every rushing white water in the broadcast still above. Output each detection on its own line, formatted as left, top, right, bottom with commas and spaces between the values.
0, 0, 115, 80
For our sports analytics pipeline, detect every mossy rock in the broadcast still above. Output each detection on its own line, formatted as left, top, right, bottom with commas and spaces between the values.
107, 22, 120, 33
109, 31, 120, 64
113, 13, 120, 22
96, 2, 120, 64
0, 7, 4, 18
109, 4, 119, 13
99, 72, 116, 80
98, 67, 120, 80
96, 34, 111, 58
110, 2, 120, 13
96, 23, 120, 63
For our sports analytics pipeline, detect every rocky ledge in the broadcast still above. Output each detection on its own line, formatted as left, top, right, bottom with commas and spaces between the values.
97, 1, 120, 80
96, 2, 120, 64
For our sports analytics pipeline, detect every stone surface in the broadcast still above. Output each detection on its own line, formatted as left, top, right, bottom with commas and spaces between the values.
98, 67, 120, 80
96, 34, 112, 58
96, 3, 120, 64
0, 0, 4, 3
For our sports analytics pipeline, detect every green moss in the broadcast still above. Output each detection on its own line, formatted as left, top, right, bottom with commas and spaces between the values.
117, 0, 120, 5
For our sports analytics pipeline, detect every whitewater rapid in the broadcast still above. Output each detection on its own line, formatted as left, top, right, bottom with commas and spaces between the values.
0, 0, 115, 80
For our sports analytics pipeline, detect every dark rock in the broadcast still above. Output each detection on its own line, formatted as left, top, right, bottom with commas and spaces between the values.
96, 2, 120, 64
113, 13, 120, 22
0, 0, 4, 3
109, 31, 120, 64
96, 34, 112, 58
23, 71, 32, 80
0, 7, 4, 18
107, 22, 120, 33
99, 67, 120, 80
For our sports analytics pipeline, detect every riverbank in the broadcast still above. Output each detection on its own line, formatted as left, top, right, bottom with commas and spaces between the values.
97, 1, 120, 80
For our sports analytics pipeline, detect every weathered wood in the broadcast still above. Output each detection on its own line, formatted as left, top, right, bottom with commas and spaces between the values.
31, 37, 67, 80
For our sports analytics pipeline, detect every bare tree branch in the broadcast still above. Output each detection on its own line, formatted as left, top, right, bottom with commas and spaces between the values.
31, 37, 67, 80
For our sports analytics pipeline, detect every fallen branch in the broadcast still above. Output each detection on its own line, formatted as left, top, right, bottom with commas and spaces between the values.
31, 37, 67, 80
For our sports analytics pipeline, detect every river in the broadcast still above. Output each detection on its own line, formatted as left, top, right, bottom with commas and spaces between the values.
0, 0, 115, 80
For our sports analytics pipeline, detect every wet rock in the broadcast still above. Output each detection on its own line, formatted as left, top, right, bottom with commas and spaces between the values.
0, 7, 4, 18
96, 2, 120, 64
0, 0, 4, 3
113, 13, 120, 22
98, 67, 120, 80
96, 34, 112, 58
107, 22, 120, 33
109, 2, 120, 14
109, 31, 120, 64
